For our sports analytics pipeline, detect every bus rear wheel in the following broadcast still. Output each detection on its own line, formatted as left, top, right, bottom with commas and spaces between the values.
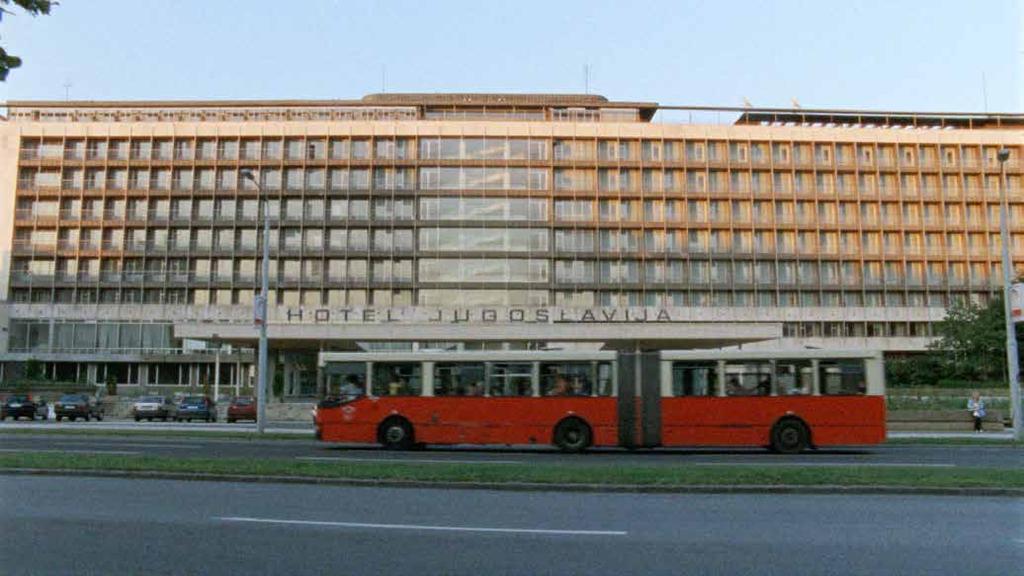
553, 418, 592, 453
770, 419, 810, 454
378, 417, 414, 450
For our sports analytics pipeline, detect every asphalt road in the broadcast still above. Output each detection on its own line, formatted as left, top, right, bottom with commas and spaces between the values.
1, 430, 1022, 469
1, 475, 1021, 575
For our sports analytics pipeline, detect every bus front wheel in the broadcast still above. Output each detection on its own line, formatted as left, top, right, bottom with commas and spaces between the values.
770, 418, 810, 454
378, 417, 414, 450
553, 418, 592, 453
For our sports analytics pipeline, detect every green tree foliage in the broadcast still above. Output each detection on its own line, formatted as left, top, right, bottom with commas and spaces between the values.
929, 296, 1012, 382
887, 295, 1023, 387
885, 354, 944, 388
0, 0, 56, 81
24, 358, 45, 380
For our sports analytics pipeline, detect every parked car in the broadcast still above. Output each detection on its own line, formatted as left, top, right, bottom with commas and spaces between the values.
226, 396, 257, 423
176, 396, 217, 422
1, 395, 48, 420
132, 395, 177, 422
54, 394, 104, 422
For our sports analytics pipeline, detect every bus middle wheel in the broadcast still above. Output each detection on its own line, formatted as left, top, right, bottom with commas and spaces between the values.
553, 418, 592, 453
770, 418, 810, 454
378, 417, 414, 450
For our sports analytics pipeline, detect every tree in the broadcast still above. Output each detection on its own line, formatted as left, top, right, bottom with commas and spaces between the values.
24, 358, 45, 381
928, 295, 1019, 383
0, 0, 56, 81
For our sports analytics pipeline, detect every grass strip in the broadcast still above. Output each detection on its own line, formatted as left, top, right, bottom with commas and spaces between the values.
1, 452, 1022, 489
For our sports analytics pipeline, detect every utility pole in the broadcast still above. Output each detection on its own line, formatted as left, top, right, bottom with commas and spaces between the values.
241, 170, 269, 434
997, 148, 1022, 440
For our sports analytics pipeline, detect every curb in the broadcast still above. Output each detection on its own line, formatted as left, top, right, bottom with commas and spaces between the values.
3, 468, 1022, 497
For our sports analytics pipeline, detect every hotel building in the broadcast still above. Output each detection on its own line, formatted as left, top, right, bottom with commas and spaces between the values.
0, 93, 1021, 396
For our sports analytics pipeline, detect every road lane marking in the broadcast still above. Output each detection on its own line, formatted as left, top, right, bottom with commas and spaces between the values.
216, 516, 627, 536
0, 448, 139, 455
296, 456, 523, 465
693, 462, 955, 468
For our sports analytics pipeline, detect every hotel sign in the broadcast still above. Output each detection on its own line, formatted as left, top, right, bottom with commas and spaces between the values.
277, 306, 679, 324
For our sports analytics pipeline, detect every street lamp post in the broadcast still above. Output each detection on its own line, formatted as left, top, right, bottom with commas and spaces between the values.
997, 148, 1022, 440
241, 169, 269, 434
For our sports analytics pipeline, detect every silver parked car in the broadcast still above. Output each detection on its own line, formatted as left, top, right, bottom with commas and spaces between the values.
132, 395, 177, 422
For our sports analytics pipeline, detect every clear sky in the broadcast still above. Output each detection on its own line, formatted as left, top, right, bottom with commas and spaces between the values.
0, 0, 1020, 113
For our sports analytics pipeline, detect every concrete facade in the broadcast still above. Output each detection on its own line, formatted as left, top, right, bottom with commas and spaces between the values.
1, 94, 1022, 396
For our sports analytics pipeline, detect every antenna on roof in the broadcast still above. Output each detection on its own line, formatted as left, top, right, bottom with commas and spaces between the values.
584, 64, 590, 95
62, 80, 72, 101
381, 65, 387, 93
791, 98, 802, 109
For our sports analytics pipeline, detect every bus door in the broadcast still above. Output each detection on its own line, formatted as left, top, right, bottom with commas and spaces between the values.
617, 351, 661, 448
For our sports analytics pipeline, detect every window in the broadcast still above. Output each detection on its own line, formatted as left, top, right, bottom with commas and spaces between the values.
776, 361, 813, 395
433, 363, 486, 396
488, 363, 534, 397
819, 360, 866, 395
671, 362, 717, 397
724, 362, 773, 396
373, 363, 422, 396
540, 362, 613, 397
326, 363, 367, 397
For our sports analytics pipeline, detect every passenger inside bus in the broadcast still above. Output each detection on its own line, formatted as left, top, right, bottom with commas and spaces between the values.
547, 376, 571, 396
570, 376, 590, 396
339, 375, 364, 397
387, 377, 408, 396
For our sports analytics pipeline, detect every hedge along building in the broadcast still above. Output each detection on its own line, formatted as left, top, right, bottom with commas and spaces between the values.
0, 93, 1021, 397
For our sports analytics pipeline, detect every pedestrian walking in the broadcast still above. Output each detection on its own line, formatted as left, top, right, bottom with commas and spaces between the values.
967, 391, 986, 432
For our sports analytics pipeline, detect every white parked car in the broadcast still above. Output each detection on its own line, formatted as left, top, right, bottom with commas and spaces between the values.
132, 396, 177, 422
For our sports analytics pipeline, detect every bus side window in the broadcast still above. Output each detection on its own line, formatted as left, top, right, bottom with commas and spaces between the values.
539, 362, 596, 397
671, 362, 716, 397
818, 360, 867, 395
433, 362, 485, 396
594, 362, 614, 397
776, 361, 813, 395
327, 363, 367, 397
723, 362, 772, 397
488, 363, 533, 397
372, 363, 423, 397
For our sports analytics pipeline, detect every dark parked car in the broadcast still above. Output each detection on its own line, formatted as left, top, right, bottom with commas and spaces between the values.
132, 395, 177, 421
176, 396, 217, 422
1, 395, 49, 420
226, 396, 257, 423
54, 394, 104, 422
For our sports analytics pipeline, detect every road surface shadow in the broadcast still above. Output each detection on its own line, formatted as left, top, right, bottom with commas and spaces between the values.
320, 444, 874, 457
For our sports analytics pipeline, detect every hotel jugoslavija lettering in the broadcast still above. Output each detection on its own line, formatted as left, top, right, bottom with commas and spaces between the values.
278, 307, 678, 324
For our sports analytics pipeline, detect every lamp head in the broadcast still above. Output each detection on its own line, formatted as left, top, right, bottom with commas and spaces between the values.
997, 148, 1011, 163
240, 169, 257, 181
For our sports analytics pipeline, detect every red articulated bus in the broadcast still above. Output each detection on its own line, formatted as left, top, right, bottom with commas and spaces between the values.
313, 349, 886, 453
